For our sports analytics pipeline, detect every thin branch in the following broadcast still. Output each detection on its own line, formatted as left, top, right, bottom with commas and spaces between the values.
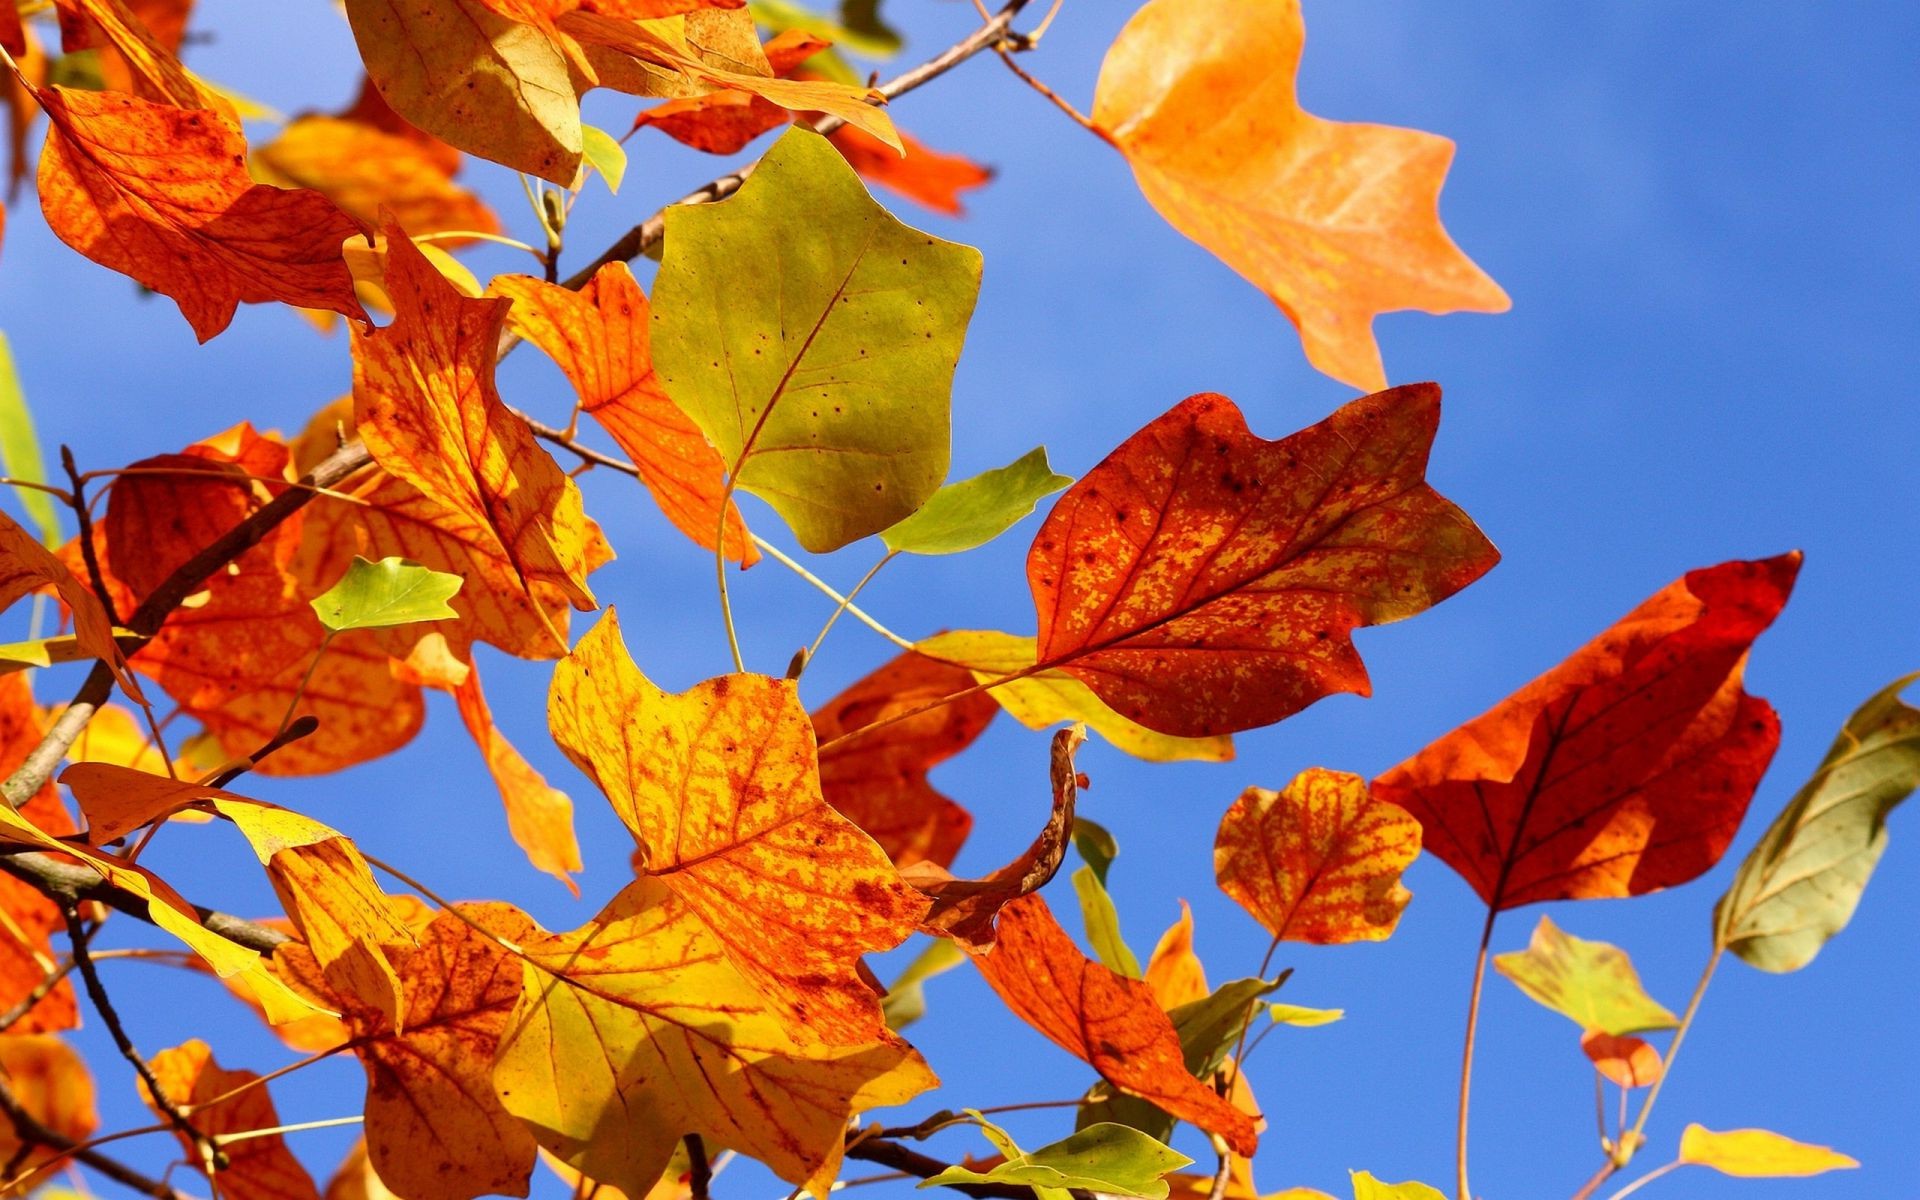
686, 1134, 713, 1200
0, 851, 288, 955
0, 1079, 182, 1200
748, 535, 916, 652
1204, 1136, 1233, 1200
843, 1138, 1043, 1200
60, 446, 122, 628
993, 47, 1107, 141
1456, 907, 1498, 1200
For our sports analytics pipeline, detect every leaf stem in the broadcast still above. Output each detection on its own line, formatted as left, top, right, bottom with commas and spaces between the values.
805, 550, 897, 669
1456, 906, 1499, 1200
717, 497, 746, 673
215, 1115, 363, 1146
1622, 944, 1723, 1158
1600, 1161, 1680, 1200
749, 535, 915, 653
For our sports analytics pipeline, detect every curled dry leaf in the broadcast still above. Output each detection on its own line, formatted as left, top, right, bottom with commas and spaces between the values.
1375, 554, 1799, 910
970, 893, 1258, 1156
143, 1040, 321, 1200
34, 85, 366, 341
1214, 769, 1419, 944
549, 610, 925, 1044
903, 726, 1084, 952
1029, 386, 1497, 738
1093, 0, 1508, 391
810, 648, 997, 870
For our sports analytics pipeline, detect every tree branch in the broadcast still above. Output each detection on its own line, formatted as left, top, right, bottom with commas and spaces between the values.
843, 1138, 1034, 1200
0, 1074, 188, 1200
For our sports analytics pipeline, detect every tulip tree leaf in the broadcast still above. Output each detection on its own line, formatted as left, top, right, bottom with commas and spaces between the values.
1716, 673, 1920, 972
580, 125, 627, 195
0, 333, 59, 547
1072, 816, 1120, 885
1072, 865, 1140, 978
1492, 916, 1678, 1036
1677, 1125, 1858, 1178
310, 556, 464, 632
1350, 1172, 1447, 1200
923, 1118, 1192, 1200
1269, 1002, 1344, 1027
882, 447, 1072, 555
653, 128, 982, 553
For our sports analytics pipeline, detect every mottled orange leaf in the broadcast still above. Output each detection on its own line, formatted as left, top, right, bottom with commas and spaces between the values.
1144, 901, 1210, 1010
0, 1036, 96, 1171
353, 226, 599, 655
1214, 768, 1419, 944
827, 125, 991, 216
0, 676, 78, 1033
494, 878, 934, 1200
447, 663, 582, 892
901, 726, 1082, 952
1027, 385, 1498, 737
34, 85, 367, 341
1374, 555, 1799, 910
1093, 0, 1509, 391
970, 893, 1257, 1155
548, 611, 925, 1044
144, 1041, 321, 1200
254, 115, 499, 240
810, 649, 997, 870
53, 0, 210, 108
488, 265, 753, 564
1581, 1031, 1662, 1089
2, 505, 137, 699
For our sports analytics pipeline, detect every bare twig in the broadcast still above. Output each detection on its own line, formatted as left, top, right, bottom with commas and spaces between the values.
0, 1076, 185, 1200
843, 1138, 1037, 1200
60, 446, 122, 628
686, 1134, 713, 1200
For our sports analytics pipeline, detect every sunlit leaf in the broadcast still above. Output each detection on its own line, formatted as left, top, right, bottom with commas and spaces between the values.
1580, 1031, 1661, 1089
310, 555, 463, 632
579, 122, 626, 192
0, 333, 59, 546
1074, 864, 1141, 979
1348, 1173, 1445, 1200
142, 1040, 321, 1200
923, 1121, 1192, 1200
882, 447, 1071, 556
1143, 902, 1207, 1010
1491, 916, 1678, 1036
1268, 1003, 1343, 1028
1677, 1125, 1858, 1178
0, 1036, 95, 1173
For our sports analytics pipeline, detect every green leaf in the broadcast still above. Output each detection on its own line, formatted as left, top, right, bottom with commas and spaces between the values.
580, 124, 627, 195
0, 333, 60, 548
1349, 1172, 1446, 1200
1715, 673, 1920, 972
923, 1121, 1192, 1200
1072, 865, 1140, 978
1677, 1125, 1858, 1177
750, 0, 900, 60
882, 937, 965, 1031
1072, 816, 1120, 885
1492, 915, 1678, 1036
653, 128, 982, 553
310, 556, 463, 632
881, 447, 1072, 556
1269, 1002, 1344, 1027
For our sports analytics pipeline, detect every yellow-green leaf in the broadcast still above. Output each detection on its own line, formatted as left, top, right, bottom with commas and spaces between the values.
579, 123, 626, 194
1677, 1125, 1858, 1178
653, 128, 981, 552
1492, 916, 1678, 1036
881, 937, 966, 1031
1269, 1003, 1343, 1027
882, 447, 1072, 556
310, 556, 463, 632
1349, 1173, 1445, 1200
1074, 816, 1121, 885
0, 333, 58, 548
923, 1120, 1192, 1200
1073, 864, 1140, 978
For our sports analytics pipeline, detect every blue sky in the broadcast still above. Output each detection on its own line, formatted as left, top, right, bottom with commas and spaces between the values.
1, 2, 1914, 1199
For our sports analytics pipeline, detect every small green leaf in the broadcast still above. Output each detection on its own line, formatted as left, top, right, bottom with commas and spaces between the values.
0, 333, 60, 548
1716, 673, 1920, 972
310, 556, 463, 632
882, 447, 1073, 556
1269, 1002, 1344, 1027
882, 937, 965, 1031
580, 125, 627, 195
1072, 864, 1140, 978
1349, 1172, 1446, 1200
1072, 816, 1120, 885
1492, 915, 1678, 1036
923, 1120, 1192, 1200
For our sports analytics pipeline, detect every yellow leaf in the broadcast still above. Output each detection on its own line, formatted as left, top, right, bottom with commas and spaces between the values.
1677, 1125, 1858, 1178
1144, 901, 1209, 1010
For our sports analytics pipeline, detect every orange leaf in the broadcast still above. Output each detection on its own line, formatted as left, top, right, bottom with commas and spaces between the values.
0, 1036, 96, 1170
548, 611, 925, 1044
1580, 1031, 1662, 1089
1374, 555, 1800, 910
0, 676, 78, 1034
1214, 768, 1419, 944
447, 662, 582, 892
143, 1040, 321, 1200
53, 0, 211, 109
900, 726, 1082, 952
34, 86, 366, 341
810, 649, 996, 870
1144, 900, 1209, 1010
1093, 0, 1509, 391
488, 265, 754, 564
254, 114, 499, 240
1027, 385, 1498, 737
970, 892, 1258, 1155
1, 505, 137, 701
827, 124, 991, 217
353, 226, 599, 655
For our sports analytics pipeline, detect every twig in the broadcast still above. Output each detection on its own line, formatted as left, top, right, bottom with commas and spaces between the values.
0, 1076, 183, 1200
749, 535, 916, 653
1205, 1136, 1233, 1200
992, 46, 1108, 141
0, 851, 287, 955
686, 1134, 713, 1200
843, 1138, 1042, 1200
60, 446, 122, 628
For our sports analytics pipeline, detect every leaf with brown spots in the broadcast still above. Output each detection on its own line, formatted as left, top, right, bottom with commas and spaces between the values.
489, 264, 753, 565
52, 0, 212, 109
548, 610, 926, 1044
493, 878, 935, 1200
810, 648, 997, 870
353, 225, 600, 656
969, 893, 1258, 1156
1026, 385, 1498, 738
142, 1041, 322, 1200
33, 85, 367, 341
1374, 554, 1799, 910
900, 726, 1083, 952
1213, 768, 1419, 944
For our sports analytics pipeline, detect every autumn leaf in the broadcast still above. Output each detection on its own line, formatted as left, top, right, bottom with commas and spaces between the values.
903, 726, 1083, 952
923, 1118, 1192, 1200
628, 29, 828, 154
52, 0, 211, 109
1028, 386, 1497, 738
1073, 863, 1140, 979
881, 448, 1071, 557
549, 609, 925, 1044
1349, 1175, 1445, 1200
1491, 916, 1677, 1037
488, 264, 754, 564
1715, 673, 1920, 972
494, 878, 935, 1199
1, 505, 136, 700
33, 85, 366, 341
828, 124, 991, 217
142, 1041, 322, 1200
0, 1036, 95, 1173
254, 112, 500, 239
915, 630, 1231, 763
652, 127, 981, 552
310, 555, 463, 632
1214, 769, 1419, 944
1676, 1125, 1858, 1178
1144, 902, 1209, 1010
326, 1140, 405, 1200
0, 676, 79, 1033
970, 893, 1258, 1156
1580, 1031, 1661, 1089
1093, 0, 1508, 391
1375, 554, 1799, 909
811, 649, 997, 870
353, 224, 600, 653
